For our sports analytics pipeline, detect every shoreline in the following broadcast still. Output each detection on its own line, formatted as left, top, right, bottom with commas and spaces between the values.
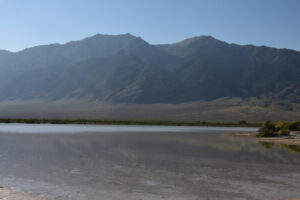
231, 131, 300, 145
0, 118, 261, 127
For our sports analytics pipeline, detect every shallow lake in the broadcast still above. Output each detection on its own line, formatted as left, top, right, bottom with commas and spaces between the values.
0, 124, 299, 200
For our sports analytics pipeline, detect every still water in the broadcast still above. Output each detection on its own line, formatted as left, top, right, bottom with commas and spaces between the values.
0, 124, 299, 200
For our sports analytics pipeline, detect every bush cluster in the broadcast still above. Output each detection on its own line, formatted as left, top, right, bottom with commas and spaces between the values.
256, 120, 300, 137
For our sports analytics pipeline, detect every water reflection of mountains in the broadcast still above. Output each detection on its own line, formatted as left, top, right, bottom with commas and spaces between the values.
0, 131, 299, 171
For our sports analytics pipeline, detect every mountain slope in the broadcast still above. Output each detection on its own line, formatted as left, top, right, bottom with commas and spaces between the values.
0, 34, 299, 104
157, 36, 300, 102
0, 34, 176, 101
43, 52, 177, 103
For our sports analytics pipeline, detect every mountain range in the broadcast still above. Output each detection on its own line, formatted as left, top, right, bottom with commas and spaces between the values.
0, 33, 299, 105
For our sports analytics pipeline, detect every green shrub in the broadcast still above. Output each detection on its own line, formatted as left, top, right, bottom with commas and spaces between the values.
275, 121, 287, 130
256, 127, 277, 137
257, 120, 293, 137
287, 121, 300, 131
277, 128, 290, 136
263, 120, 276, 131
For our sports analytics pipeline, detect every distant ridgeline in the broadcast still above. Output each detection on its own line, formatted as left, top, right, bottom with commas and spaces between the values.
0, 34, 299, 104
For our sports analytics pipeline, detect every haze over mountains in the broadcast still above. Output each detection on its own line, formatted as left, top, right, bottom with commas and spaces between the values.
0, 33, 299, 105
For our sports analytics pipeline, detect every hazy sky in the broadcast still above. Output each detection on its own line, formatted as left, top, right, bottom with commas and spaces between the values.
0, 0, 299, 52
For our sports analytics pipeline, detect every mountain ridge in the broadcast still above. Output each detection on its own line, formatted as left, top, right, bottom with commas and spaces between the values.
0, 33, 299, 105
3, 34, 300, 54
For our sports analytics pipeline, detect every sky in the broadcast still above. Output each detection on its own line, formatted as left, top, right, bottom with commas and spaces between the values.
0, 0, 299, 52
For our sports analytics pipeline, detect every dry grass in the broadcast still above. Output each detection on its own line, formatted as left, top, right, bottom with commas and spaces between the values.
0, 98, 298, 122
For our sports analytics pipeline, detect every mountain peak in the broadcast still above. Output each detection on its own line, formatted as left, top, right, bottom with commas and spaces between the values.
192, 35, 217, 40
121, 33, 136, 37
84, 33, 139, 40
174, 35, 224, 47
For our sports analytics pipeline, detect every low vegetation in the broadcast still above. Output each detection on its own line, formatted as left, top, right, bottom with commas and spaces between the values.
0, 118, 261, 127
256, 120, 300, 137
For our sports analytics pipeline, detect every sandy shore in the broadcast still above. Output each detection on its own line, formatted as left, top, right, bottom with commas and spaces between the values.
0, 187, 44, 200
0, 186, 299, 200
231, 131, 300, 145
